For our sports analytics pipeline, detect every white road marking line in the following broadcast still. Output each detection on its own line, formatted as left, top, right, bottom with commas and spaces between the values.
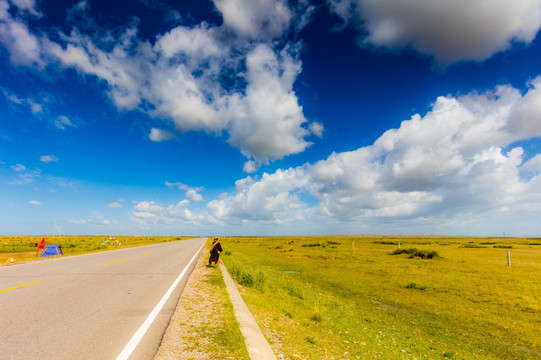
116, 240, 206, 360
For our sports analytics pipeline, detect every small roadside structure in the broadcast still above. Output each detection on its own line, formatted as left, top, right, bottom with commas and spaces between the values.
40, 244, 64, 258
103, 235, 121, 245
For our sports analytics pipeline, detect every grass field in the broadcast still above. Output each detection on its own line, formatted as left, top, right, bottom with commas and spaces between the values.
3, 234, 540, 359
221, 235, 541, 360
0, 235, 190, 263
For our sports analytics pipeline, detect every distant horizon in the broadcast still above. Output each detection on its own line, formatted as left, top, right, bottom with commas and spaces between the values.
2, 233, 536, 239
2, 0, 541, 237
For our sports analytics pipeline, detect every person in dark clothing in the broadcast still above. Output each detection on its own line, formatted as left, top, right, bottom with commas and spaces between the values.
208, 237, 223, 267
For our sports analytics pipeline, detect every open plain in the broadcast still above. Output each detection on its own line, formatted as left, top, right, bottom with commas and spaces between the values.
2, 235, 540, 359
221, 235, 541, 359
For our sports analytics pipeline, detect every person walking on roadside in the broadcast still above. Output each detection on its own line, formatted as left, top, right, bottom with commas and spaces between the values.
208, 237, 223, 267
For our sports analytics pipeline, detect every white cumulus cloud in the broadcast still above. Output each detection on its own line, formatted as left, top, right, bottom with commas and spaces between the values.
226, 44, 311, 162
1, 0, 320, 166
149, 128, 175, 142
165, 181, 204, 202
206, 81, 541, 235
214, 0, 292, 39
522, 154, 541, 174
0, 0, 43, 66
127, 77, 541, 235
131, 199, 202, 228
328, 0, 541, 64
243, 160, 257, 173
207, 169, 310, 224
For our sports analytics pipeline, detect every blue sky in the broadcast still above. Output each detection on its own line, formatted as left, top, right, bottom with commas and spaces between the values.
2, 0, 541, 236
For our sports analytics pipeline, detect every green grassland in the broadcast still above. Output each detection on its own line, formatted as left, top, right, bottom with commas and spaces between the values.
221, 236, 541, 360
0, 235, 190, 263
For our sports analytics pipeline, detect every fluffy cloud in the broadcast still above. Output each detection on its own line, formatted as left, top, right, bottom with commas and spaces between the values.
54, 115, 75, 130
126, 80, 541, 234
185, 189, 204, 203
0, 0, 43, 66
214, 0, 292, 39
207, 169, 310, 224
328, 0, 541, 64
45, 27, 147, 110
165, 181, 204, 202
25, 3, 317, 165
206, 81, 541, 235
309, 122, 324, 138
131, 200, 201, 227
28, 200, 41, 205
243, 160, 257, 173
226, 44, 310, 162
507, 77, 541, 138
522, 154, 541, 173
149, 128, 175, 142
1, 88, 51, 116
10, 0, 41, 17
40, 155, 59, 163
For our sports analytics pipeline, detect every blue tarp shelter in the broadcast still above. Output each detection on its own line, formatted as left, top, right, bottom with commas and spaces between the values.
40, 244, 64, 258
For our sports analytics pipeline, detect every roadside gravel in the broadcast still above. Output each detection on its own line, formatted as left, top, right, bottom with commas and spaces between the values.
154, 245, 249, 360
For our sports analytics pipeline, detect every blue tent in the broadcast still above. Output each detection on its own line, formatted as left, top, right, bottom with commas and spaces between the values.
40, 244, 64, 258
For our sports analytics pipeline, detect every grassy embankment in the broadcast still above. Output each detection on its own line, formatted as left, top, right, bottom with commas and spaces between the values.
221, 236, 541, 360
0, 235, 191, 263
195, 262, 250, 359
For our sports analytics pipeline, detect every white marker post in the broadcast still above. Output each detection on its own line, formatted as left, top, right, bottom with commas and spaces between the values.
507, 250, 511, 267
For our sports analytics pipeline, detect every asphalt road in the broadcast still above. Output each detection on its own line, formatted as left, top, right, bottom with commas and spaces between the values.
0, 237, 206, 360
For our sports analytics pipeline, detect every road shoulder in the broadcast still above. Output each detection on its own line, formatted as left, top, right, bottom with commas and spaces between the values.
154, 244, 250, 360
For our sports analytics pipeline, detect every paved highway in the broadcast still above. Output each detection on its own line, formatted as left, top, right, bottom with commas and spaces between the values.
0, 237, 206, 360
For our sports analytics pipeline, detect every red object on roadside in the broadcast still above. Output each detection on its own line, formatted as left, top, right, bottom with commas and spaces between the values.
38, 238, 45, 249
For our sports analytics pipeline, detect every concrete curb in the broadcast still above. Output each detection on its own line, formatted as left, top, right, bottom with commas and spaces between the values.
219, 262, 277, 360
